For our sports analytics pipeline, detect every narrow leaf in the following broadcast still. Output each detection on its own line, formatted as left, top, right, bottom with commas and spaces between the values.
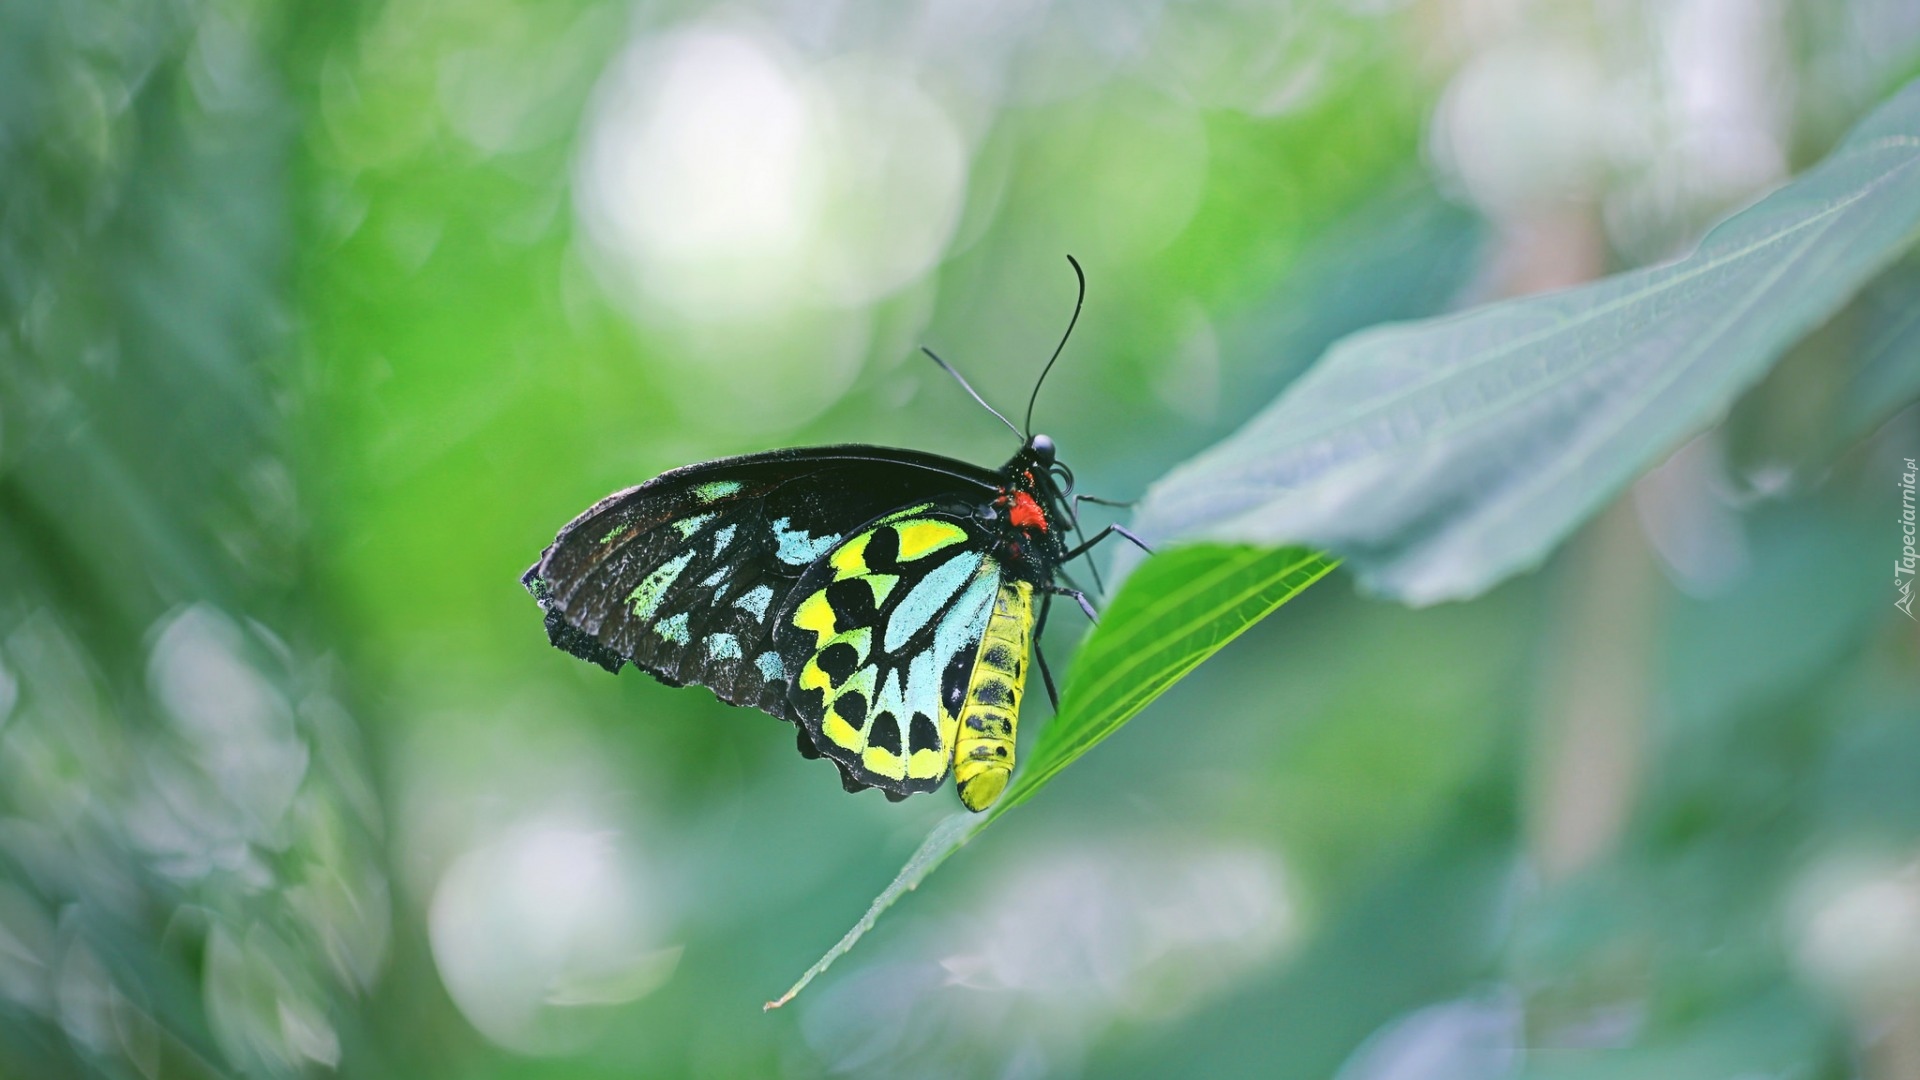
766, 545, 1337, 1008
992, 545, 1338, 818
1127, 76, 1920, 604
764, 812, 976, 1011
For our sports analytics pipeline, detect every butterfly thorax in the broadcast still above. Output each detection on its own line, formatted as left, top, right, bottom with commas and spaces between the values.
979, 443, 1068, 585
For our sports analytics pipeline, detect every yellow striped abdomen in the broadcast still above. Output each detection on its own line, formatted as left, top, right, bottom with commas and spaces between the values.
953, 580, 1032, 812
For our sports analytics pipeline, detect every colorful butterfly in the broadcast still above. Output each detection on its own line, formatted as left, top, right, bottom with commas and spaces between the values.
523, 259, 1144, 811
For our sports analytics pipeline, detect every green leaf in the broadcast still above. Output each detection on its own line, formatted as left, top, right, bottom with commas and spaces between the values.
992, 546, 1339, 816
1126, 76, 1920, 605
1838, 254, 1920, 445
765, 545, 1338, 1009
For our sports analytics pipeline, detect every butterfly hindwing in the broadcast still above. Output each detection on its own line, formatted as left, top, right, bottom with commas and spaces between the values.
523, 447, 998, 726
778, 506, 1005, 796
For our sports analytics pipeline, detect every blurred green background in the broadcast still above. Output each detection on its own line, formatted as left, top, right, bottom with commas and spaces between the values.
3, 0, 1919, 1077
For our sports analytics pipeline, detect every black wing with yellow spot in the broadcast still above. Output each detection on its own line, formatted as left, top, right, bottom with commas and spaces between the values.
522, 447, 997, 726
776, 507, 1008, 798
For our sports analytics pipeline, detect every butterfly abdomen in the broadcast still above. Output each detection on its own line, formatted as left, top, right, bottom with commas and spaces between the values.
953, 580, 1033, 812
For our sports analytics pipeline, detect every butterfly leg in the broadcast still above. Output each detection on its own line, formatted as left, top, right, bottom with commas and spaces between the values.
1067, 516, 1108, 597
1032, 591, 1062, 710
1060, 523, 1153, 562
1062, 494, 1140, 599
1043, 584, 1100, 623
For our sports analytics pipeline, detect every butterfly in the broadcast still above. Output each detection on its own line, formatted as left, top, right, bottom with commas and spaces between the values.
522, 258, 1146, 812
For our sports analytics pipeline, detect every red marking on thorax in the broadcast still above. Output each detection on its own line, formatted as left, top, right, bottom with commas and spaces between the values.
1008, 490, 1048, 531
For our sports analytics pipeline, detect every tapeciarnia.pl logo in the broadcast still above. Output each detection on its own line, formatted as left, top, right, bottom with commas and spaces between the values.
1899, 457, 1917, 620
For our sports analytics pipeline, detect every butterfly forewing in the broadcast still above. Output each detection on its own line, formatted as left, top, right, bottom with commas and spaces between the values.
777, 507, 1004, 795
523, 447, 998, 726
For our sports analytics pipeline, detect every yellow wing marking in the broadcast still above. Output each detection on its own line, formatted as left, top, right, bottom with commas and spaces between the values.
893, 519, 969, 562
819, 665, 878, 751
829, 530, 871, 579
823, 711, 861, 750
906, 747, 947, 780
862, 746, 905, 780
792, 589, 837, 645
874, 502, 934, 526
862, 574, 899, 604
798, 627, 871, 694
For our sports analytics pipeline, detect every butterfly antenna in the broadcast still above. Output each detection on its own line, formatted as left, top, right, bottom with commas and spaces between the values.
1024, 254, 1085, 436
921, 347, 1022, 439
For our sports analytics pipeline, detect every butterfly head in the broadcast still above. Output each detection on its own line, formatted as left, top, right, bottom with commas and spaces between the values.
1010, 433, 1067, 488
1027, 434, 1055, 465
1006, 434, 1067, 506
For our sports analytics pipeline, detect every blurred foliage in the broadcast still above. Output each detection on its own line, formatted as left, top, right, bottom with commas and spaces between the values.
0, 0, 386, 1077
2, 1, 1919, 1080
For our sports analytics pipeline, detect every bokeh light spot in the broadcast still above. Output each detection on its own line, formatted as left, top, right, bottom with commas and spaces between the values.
429, 819, 673, 1054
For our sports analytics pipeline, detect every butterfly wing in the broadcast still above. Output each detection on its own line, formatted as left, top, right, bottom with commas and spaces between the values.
523, 446, 998, 723
777, 507, 1007, 798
